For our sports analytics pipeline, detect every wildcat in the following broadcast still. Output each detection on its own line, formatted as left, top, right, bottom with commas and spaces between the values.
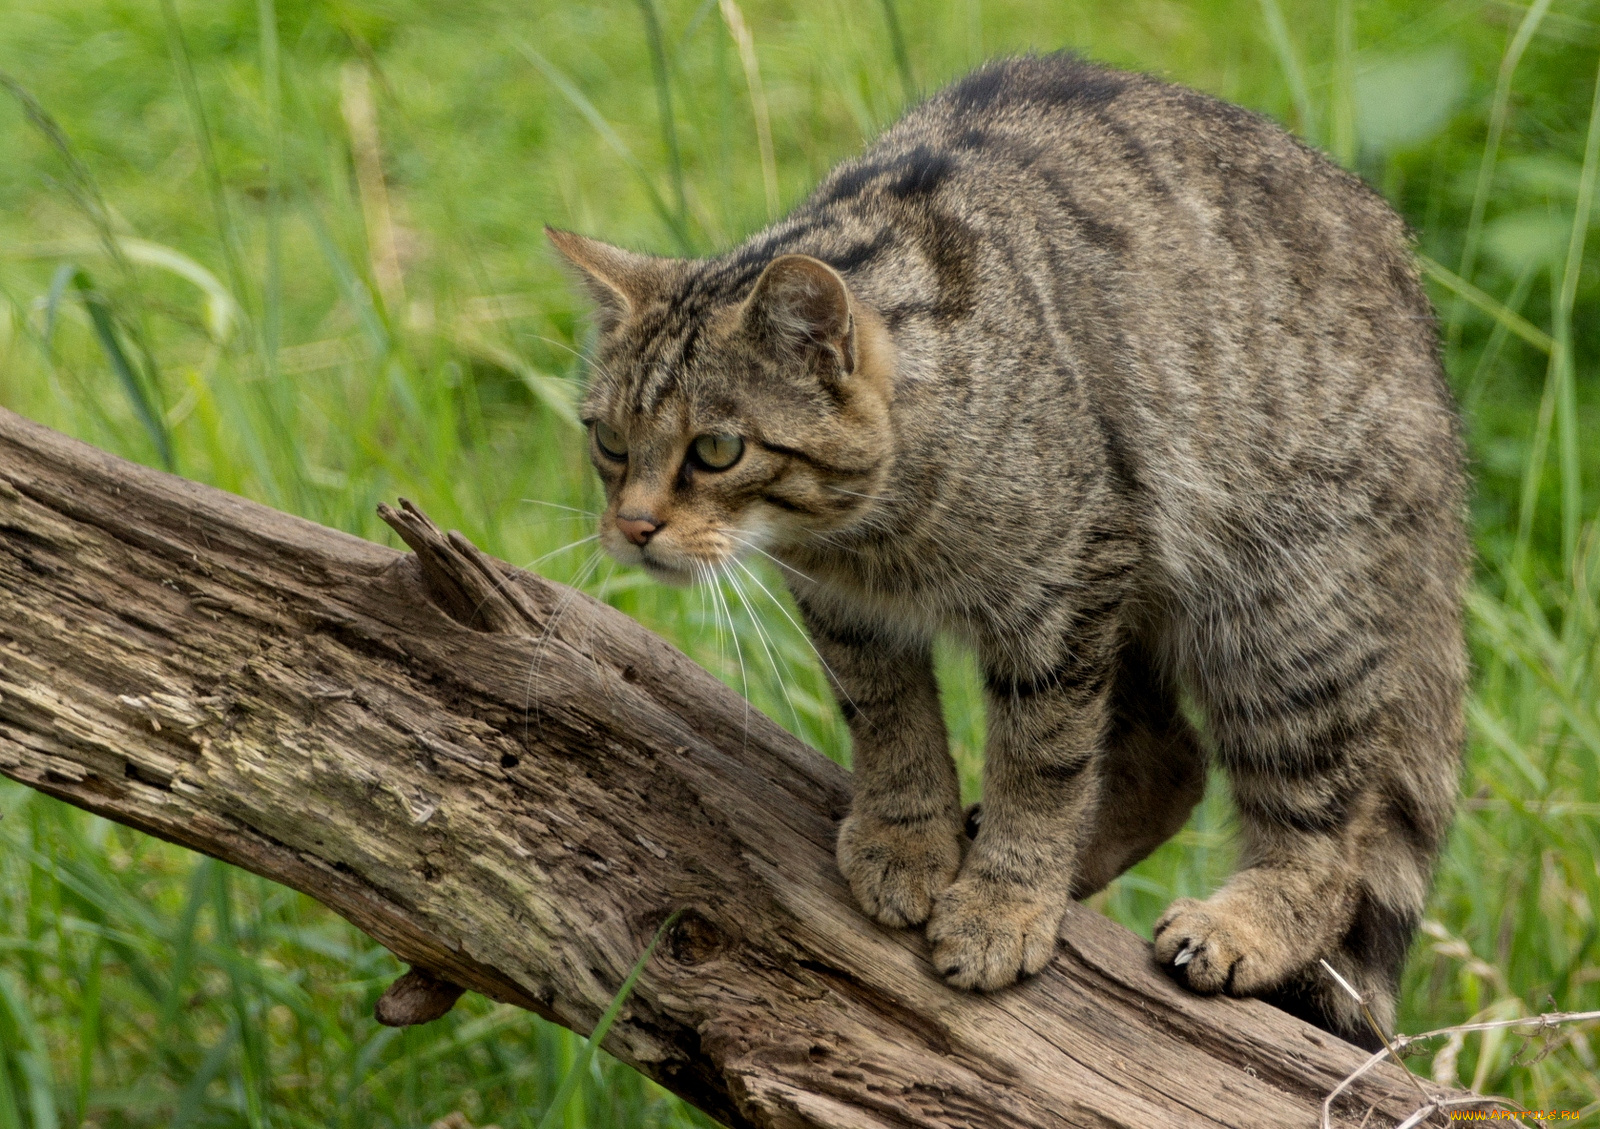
549, 53, 1467, 1049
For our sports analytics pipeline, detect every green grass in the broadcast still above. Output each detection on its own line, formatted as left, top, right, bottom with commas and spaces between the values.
1, 0, 1598, 1123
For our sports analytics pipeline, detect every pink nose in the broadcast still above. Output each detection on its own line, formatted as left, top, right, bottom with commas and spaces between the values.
615, 514, 659, 546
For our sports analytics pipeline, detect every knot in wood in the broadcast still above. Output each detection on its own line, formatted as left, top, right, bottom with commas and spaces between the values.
666, 910, 728, 966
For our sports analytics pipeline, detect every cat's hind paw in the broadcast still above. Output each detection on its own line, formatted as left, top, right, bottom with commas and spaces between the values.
837, 812, 964, 928
1152, 896, 1300, 995
926, 878, 1065, 991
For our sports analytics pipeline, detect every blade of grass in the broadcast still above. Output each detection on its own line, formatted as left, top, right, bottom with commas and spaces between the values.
1512, 58, 1600, 582
163, 0, 312, 509
258, 0, 286, 377
74, 938, 102, 1128
212, 867, 273, 1129
517, 43, 692, 253
1461, 262, 1538, 414
1260, 0, 1312, 139
0, 73, 136, 305
635, 0, 688, 234
1512, 301, 1559, 580
158, 0, 255, 320
718, 0, 779, 221
1258, 0, 1317, 140
677, 0, 722, 52
1447, 0, 1553, 355
534, 910, 682, 1129
42, 262, 76, 354
1331, 0, 1356, 167
171, 1026, 241, 1129
353, 1010, 529, 1095
1, 73, 172, 466
10, 237, 241, 344
1418, 254, 1554, 354
160, 859, 212, 1037
302, 195, 389, 356
0, 971, 60, 1129
0, 1056, 20, 1129
1552, 52, 1600, 574
70, 268, 175, 468
879, 0, 915, 103
337, 1025, 400, 1119
340, 60, 406, 318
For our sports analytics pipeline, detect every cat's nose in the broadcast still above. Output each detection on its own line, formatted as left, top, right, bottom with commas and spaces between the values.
615, 513, 660, 546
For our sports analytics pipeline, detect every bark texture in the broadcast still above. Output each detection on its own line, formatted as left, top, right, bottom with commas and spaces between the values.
0, 407, 1460, 1128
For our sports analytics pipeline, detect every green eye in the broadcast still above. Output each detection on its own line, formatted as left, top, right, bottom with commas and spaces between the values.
691, 434, 744, 470
593, 421, 628, 459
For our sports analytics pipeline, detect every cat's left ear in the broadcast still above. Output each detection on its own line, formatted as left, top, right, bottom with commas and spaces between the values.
741, 254, 856, 379
546, 227, 666, 332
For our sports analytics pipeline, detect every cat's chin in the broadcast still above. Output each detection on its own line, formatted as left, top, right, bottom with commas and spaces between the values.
638, 558, 699, 587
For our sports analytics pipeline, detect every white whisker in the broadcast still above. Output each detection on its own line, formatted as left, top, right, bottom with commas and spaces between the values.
528, 333, 622, 385
522, 547, 604, 738
724, 530, 817, 585
731, 556, 861, 720
709, 564, 752, 747
824, 485, 890, 502
452, 535, 600, 632
590, 557, 622, 601
522, 533, 599, 572
725, 564, 805, 735
519, 498, 599, 519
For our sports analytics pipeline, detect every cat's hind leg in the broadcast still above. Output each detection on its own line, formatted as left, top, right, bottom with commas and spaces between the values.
1153, 593, 1461, 1045
1070, 635, 1207, 898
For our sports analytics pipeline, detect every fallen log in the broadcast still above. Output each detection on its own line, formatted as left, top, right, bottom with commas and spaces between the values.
0, 406, 1464, 1128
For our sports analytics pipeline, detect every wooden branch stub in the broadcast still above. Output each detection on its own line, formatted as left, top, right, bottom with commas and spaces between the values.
377, 499, 538, 634
0, 407, 1474, 1128
376, 967, 469, 1027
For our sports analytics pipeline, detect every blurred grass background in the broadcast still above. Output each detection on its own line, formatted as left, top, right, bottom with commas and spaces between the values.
1, 0, 1598, 1124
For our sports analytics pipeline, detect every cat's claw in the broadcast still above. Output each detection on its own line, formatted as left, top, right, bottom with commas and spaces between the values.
1153, 896, 1301, 996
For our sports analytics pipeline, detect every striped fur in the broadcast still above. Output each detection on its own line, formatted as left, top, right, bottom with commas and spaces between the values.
551, 54, 1468, 1048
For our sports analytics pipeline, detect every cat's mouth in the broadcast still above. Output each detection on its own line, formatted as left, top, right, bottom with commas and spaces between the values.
602, 517, 771, 586
629, 538, 739, 587
637, 551, 699, 587
622, 524, 766, 587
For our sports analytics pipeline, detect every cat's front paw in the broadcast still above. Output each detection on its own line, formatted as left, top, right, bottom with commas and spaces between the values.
837, 811, 963, 928
1152, 896, 1300, 995
926, 878, 1066, 991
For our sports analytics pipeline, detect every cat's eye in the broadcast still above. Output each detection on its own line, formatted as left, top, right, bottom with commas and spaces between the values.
593, 421, 628, 460
691, 434, 744, 471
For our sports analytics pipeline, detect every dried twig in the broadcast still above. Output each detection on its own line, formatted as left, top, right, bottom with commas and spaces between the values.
1320, 995, 1600, 1129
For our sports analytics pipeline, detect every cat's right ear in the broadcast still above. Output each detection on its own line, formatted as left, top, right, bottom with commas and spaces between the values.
740, 254, 857, 381
545, 228, 663, 332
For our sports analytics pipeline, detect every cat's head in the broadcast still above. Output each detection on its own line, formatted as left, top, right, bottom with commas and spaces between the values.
549, 229, 894, 585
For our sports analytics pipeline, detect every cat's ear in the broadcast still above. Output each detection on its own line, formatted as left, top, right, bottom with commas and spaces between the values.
741, 254, 857, 379
546, 227, 665, 332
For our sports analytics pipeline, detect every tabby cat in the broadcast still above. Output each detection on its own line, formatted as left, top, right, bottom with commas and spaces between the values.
549, 54, 1467, 1049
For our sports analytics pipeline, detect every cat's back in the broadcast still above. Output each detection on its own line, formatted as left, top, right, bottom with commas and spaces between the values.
811, 54, 1431, 370
816, 53, 1412, 297
775, 54, 1465, 621
801, 54, 1461, 562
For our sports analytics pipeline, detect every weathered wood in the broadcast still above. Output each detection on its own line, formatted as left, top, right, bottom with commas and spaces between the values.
0, 406, 1464, 1128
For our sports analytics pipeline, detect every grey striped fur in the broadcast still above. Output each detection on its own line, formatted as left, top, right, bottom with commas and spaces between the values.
551, 54, 1468, 1049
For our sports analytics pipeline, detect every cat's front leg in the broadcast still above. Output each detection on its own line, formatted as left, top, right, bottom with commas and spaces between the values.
800, 600, 965, 928
928, 648, 1115, 990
